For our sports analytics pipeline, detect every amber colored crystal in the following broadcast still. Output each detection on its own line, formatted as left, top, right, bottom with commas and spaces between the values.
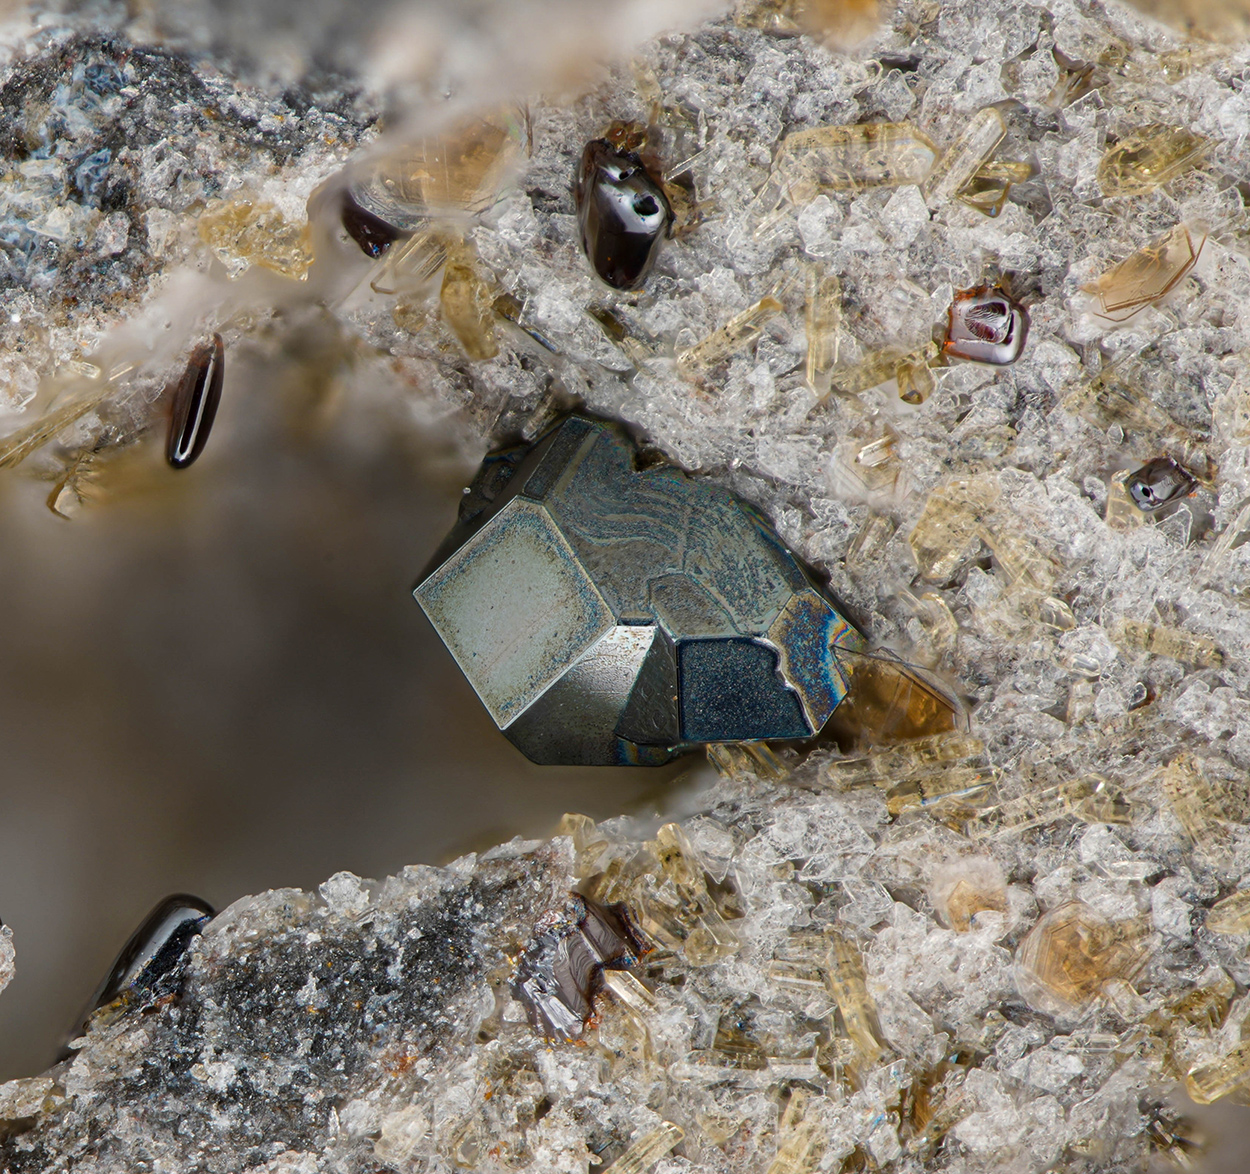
1015, 900, 1148, 1013
845, 513, 896, 572
956, 159, 1032, 217
1105, 470, 1146, 531
1084, 223, 1204, 321
198, 198, 313, 279
734, 0, 880, 47
1109, 617, 1223, 668
968, 774, 1131, 838
1097, 124, 1207, 197
1186, 1043, 1250, 1106
929, 858, 1008, 931
923, 107, 1007, 208
351, 110, 523, 229
781, 122, 938, 191
826, 646, 965, 749
439, 238, 499, 361
896, 348, 937, 404
908, 475, 1001, 582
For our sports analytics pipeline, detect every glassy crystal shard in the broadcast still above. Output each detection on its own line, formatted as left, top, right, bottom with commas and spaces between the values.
678, 296, 784, 375
779, 122, 938, 191
895, 348, 937, 403
415, 415, 863, 764
603, 1123, 684, 1174
348, 110, 523, 233
923, 107, 1007, 208
1108, 617, 1223, 667
1097, 125, 1207, 197
929, 858, 1008, 932
1206, 890, 1250, 935
804, 266, 841, 393
1084, 223, 1204, 321
439, 238, 499, 360
908, 475, 1001, 582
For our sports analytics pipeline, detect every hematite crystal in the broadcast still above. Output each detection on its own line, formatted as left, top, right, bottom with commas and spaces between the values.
943, 283, 1028, 365
512, 893, 641, 1040
575, 140, 672, 291
59, 893, 214, 1060
414, 415, 863, 765
1125, 455, 1195, 511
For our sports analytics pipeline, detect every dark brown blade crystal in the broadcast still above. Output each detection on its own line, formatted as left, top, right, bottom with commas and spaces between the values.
166, 333, 225, 470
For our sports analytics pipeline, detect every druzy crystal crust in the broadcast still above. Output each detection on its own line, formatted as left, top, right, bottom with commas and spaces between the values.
414, 415, 862, 764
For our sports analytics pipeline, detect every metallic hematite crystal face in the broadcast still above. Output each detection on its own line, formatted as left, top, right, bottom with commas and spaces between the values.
414, 416, 863, 765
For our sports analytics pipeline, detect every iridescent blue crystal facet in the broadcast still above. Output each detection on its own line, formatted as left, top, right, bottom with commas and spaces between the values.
414, 416, 863, 765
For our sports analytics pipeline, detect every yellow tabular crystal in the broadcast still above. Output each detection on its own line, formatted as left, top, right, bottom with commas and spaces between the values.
677, 296, 784, 376
706, 742, 789, 781
1206, 890, 1250, 934
0, 384, 113, 470
1084, 223, 1204, 321
1016, 900, 1148, 1013
645, 823, 739, 964
829, 347, 908, 398
824, 731, 986, 790
1097, 125, 1207, 197
923, 107, 1008, 208
826, 646, 966, 748
361, 111, 523, 222
734, 0, 879, 45
603, 1123, 684, 1174
1109, 617, 1223, 667
371, 226, 454, 295
781, 121, 938, 190
745, 122, 936, 237
766, 1090, 826, 1174
968, 774, 1130, 838
825, 931, 885, 1064
601, 969, 658, 1015
804, 266, 841, 394
1186, 1042, 1250, 1105
901, 589, 959, 663
198, 198, 312, 279
556, 812, 610, 878
957, 159, 1032, 217
896, 348, 938, 404
439, 238, 499, 360
1159, 753, 1248, 846
886, 765, 995, 815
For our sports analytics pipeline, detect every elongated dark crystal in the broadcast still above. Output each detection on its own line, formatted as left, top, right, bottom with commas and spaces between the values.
59, 894, 214, 1060
575, 139, 672, 291
166, 334, 224, 469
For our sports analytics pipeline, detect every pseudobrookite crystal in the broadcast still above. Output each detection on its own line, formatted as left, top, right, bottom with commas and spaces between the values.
414, 415, 863, 765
